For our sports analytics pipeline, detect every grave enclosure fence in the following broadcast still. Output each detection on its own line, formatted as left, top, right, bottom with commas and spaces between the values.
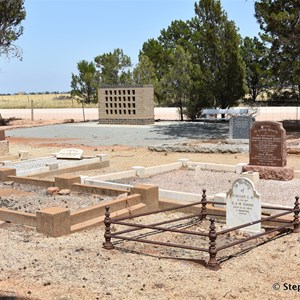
103, 190, 300, 269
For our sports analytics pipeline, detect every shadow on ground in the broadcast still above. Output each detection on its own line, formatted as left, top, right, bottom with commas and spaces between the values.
149, 122, 229, 141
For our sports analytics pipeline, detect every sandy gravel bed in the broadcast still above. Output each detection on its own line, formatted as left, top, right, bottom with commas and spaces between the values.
0, 182, 114, 213
0, 219, 299, 300
117, 169, 300, 207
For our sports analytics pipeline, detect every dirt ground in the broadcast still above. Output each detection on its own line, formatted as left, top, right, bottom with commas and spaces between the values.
4, 118, 300, 170
1, 119, 300, 300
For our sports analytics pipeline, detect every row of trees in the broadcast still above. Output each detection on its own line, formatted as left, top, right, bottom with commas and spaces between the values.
1, 1, 298, 120
71, 0, 299, 119
71, 0, 247, 120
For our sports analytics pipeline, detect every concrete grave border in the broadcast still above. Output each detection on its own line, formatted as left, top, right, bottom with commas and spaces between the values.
0, 156, 299, 237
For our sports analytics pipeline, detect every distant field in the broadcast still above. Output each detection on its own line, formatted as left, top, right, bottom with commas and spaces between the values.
0, 93, 98, 109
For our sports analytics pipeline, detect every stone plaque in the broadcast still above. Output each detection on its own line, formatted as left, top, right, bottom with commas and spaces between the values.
229, 116, 253, 139
56, 148, 83, 160
249, 121, 286, 167
226, 178, 261, 233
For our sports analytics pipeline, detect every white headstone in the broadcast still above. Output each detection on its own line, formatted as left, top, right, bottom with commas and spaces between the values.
226, 178, 261, 233
56, 148, 83, 160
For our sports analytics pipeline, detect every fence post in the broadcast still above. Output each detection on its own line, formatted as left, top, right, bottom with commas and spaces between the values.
31, 100, 34, 121
293, 196, 300, 233
103, 206, 114, 250
201, 189, 207, 219
208, 218, 219, 269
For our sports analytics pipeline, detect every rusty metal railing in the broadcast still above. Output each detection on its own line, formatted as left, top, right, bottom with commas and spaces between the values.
103, 191, 299, 269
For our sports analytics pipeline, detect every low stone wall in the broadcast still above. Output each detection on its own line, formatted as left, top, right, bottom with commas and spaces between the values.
89, 170, 136, 181
70, 194, 142, 226
86, 160, 187, 183
9, 175, 54, 187
0, 208, 36, 227
187, 162, 238, 173
71, 183, 128, 196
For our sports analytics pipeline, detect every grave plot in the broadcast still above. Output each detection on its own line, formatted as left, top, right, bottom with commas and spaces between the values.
108, 168, 300, 207
108, 213, 281, 264
3, 154, 107, 177
0, 150, 144, 236
0, 182, 114, 213
103, 191, 299, 268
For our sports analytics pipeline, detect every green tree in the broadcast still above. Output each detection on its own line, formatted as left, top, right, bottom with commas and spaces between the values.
132, 54, 162, 104
94, 48, 132, 85
190, 0, 246, 110
160, 45, 192, 120
159, 20, 192, 51
71, 60, 98, 121
255, 0, 300, 100
240, 36, 270, 102
139, 39, 171, 105
133, 54, 157, 85
140, 0, 246, 118
0, 0, 26, 60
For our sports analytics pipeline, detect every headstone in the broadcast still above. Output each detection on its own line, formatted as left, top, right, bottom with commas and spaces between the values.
0, 130, 5, 141
226, 177, 261, 233
229, 116, 253, 139
56, 148, 83, 160
249, 121, 286, 167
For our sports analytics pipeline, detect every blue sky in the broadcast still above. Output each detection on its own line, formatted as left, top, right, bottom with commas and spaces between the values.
0, 0, 260, 94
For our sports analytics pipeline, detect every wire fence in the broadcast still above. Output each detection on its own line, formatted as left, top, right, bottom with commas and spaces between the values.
0, 107, 299, 122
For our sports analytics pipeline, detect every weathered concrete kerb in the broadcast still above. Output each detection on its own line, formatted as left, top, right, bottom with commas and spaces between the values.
149, 140, 249, 154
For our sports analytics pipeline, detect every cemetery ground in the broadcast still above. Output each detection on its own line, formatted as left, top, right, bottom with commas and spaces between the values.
1, 119, 300, 299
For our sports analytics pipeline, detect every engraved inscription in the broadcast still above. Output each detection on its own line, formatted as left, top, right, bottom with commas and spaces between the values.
226, 178, 261, 233
229, 116, 253, 139
249, 122, 286, 167
231, 179, 254, 215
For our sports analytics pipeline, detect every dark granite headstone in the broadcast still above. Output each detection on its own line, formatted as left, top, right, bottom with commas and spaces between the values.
229, 116, 253, 139
249, 121, 286, 167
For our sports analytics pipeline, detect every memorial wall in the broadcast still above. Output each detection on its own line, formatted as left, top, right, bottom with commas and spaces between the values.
98, 85, 154, 125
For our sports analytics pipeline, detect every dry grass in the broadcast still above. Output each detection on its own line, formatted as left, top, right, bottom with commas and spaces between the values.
0, 93, 98, 109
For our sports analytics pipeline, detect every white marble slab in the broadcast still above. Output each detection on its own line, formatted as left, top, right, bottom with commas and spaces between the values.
56, 148, 83, 160
226, 177, 261, 233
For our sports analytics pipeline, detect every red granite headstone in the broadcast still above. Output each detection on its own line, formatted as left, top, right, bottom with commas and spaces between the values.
249, 121, 286, 167
0, 130, 5, 141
